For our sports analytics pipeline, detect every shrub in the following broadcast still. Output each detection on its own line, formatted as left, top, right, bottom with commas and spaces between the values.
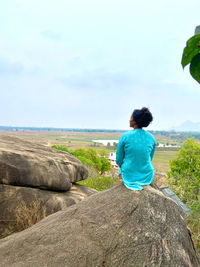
78, 175, 121, 191
167, 139, 200, 202
52, 146, 111, 175
167, 139, 200, 251
52, 145, 69, 153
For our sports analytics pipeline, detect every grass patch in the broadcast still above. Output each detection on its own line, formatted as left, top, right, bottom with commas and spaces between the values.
153, 150, 177, 172
78, 175, 121, 191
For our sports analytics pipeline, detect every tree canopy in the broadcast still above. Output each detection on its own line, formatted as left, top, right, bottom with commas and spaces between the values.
52, 145, 111, 175
167, 139, 200, 249
167, 139, 200, 203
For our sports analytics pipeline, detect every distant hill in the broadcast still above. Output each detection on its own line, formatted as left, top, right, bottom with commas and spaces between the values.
171, 120, 200, 132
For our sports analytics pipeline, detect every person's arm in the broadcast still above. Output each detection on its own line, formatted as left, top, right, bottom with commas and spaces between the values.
116, 135, 125, 167
150, 141, 156, 160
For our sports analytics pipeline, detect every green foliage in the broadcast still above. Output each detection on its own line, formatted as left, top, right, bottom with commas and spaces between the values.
181, 26, 200, 84
98, 149, 108, 157
78, 175, 121, 191
181, 34, 200, 68
167, 139, 200, 202
190, 53, 200, 83
52, 146, 111, 175
76, 156, 95, 167
107, 142, 111, 148
99, 156, 112, 175
52, 145, 69, 152
71, 148, 102, 171
167, 139, 200, 250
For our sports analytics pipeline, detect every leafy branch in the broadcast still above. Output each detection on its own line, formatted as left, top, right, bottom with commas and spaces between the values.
181, 26, 200, 84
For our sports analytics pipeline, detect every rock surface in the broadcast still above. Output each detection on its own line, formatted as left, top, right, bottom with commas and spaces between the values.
0, 183, 199, 267
0, 135, 88, 191
0, 183, 97, 238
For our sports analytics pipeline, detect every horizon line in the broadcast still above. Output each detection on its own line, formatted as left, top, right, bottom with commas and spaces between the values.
0, 125, 200, 133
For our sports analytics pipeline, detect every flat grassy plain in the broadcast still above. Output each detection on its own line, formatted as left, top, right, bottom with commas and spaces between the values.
0, 130, 122, 148
153, 150, 178, 173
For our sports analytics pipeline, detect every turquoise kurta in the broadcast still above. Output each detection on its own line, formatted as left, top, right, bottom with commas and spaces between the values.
116, 129, 156, 191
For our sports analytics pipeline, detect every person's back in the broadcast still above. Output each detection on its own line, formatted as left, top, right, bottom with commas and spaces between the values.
116, 107, 156, 190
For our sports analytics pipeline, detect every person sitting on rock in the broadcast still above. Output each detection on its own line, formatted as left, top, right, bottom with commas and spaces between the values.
116, 107, 156, 190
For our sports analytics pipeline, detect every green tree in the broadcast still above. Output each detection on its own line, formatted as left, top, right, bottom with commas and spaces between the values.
98, 149, 108, 157
181, 26, 200, 84
107, 142, 111, 148
86, 148, 102, 171
99, 156, 111, 175
52, 146, 111, 175
71, 148, 102, 172
167, 139, 200, 250
167, 139, 200, 202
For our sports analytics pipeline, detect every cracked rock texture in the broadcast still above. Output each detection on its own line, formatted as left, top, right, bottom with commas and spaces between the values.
0, 183, 199, 267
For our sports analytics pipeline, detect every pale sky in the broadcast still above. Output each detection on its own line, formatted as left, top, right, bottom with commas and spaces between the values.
0, 0, 200, 130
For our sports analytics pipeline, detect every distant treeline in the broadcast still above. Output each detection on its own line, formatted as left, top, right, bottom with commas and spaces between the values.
0, 126, 200, 140
0, 126, 125, 133
150, 130, 200, 141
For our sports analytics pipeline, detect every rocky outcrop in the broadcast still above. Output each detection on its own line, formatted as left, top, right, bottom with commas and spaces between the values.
0, 135, 88, 191
0, 183, 97, 238
0, 183, 199, 267
0, 135, 96, 238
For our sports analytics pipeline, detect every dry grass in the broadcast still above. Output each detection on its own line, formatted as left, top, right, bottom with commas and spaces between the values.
1, 199, 47, 238
15, 199, 47, 231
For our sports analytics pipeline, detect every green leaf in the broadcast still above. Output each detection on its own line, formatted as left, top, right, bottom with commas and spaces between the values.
181, 34, 200, 68
195, 25, 200, 35
190, 53, 200, 84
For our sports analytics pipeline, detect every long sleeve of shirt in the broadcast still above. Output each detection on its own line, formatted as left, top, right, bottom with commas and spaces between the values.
116, 134, 125, 167
116, 129, 156, 191
150, 142, 156, 160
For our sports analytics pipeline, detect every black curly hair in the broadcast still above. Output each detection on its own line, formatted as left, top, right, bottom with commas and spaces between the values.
132, 107, 153, 128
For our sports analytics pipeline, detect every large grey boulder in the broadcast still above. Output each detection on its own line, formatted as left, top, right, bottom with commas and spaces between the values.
0, 135, 88, 191
0, 183, 199, 267
0, 183, 97, 238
